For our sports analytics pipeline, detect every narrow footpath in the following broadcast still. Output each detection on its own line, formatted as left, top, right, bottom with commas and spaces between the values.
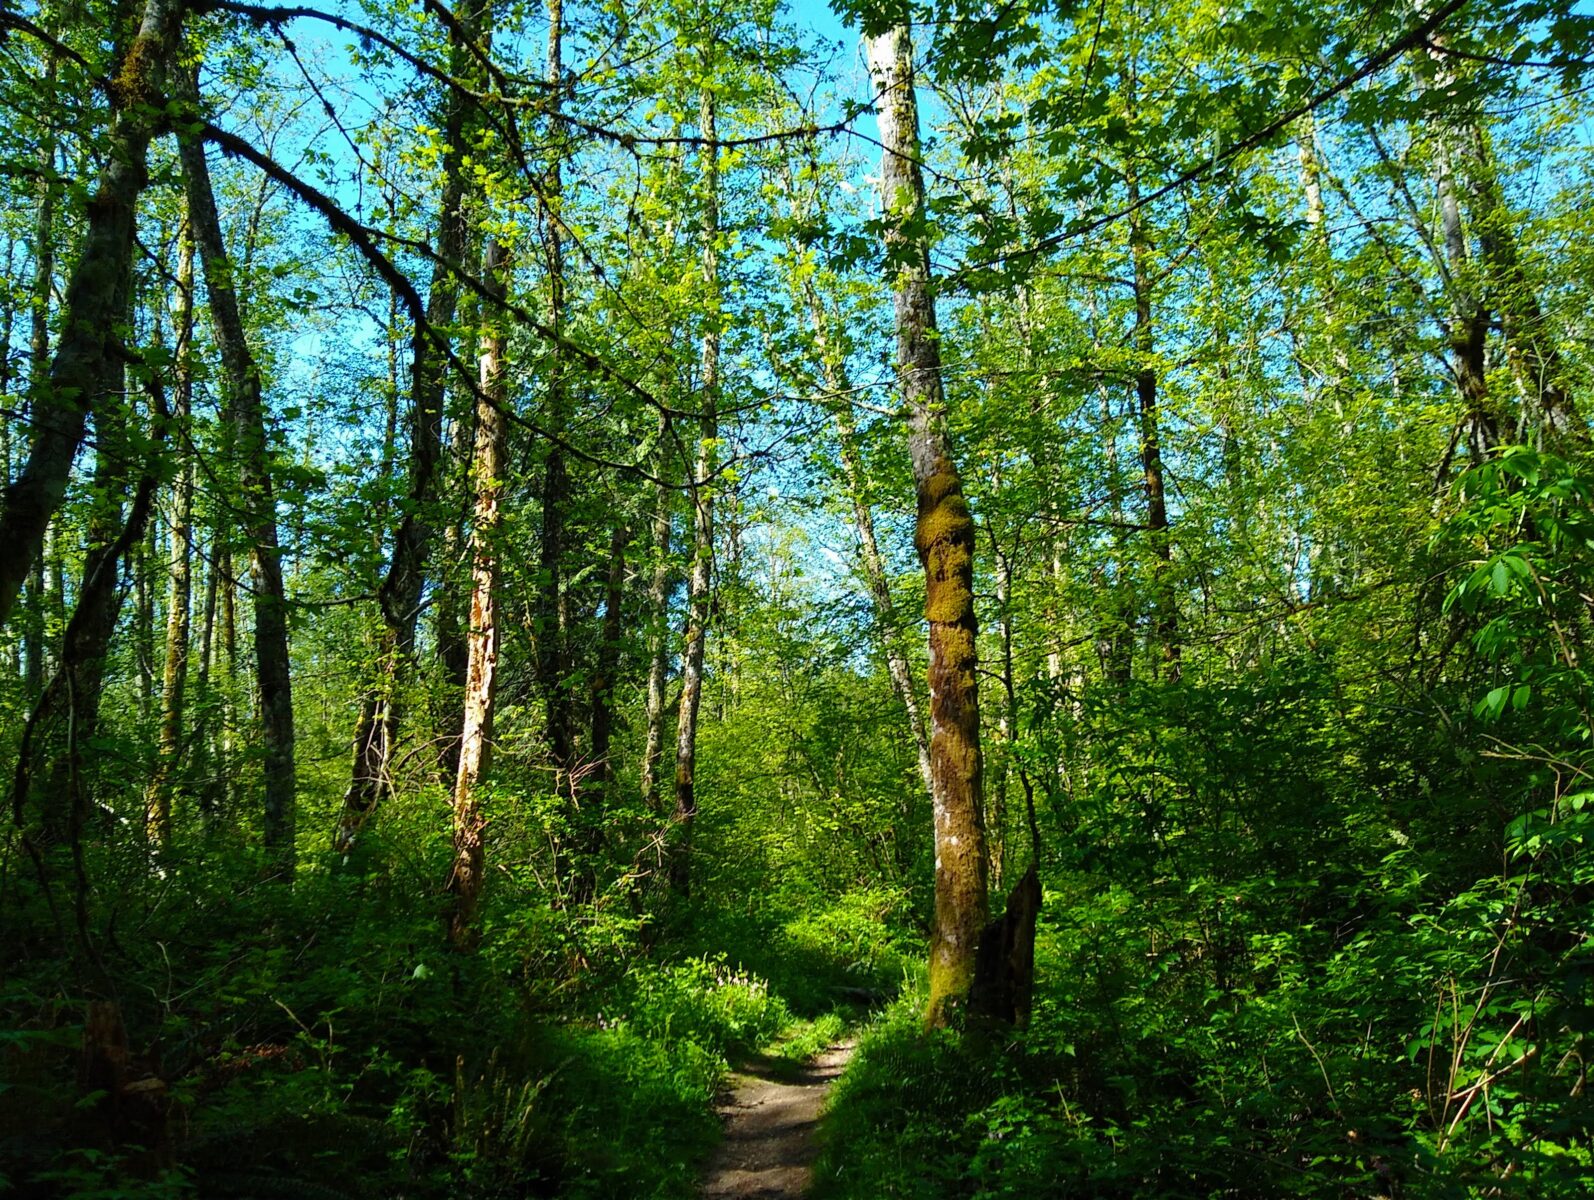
700, 1041, 856, 1199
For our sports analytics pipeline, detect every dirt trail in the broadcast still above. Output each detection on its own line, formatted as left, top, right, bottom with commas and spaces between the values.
700, 1040, 855, 1199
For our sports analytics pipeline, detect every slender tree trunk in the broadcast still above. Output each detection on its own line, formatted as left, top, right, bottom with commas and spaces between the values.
1437, 146, 1498, 459
16, 91, 55, 683
579, 521, 631, 900
336, 0, 481, 848
434, 394, 475, 780
46, 284, 139, 842
801, 277, 933, 796
14, 263, 168, 851
1459, 124, 1583, 445
1295, 112, 1354, 420
537, 0, 576, 799
180, 134, 297, 879
21, 117, 57, 696
193, 527, 220, 821
1097, 385, 1134, 685
145, 226, 195, 847
640, 416, 673, 813
868, 22, 990, 1028
589, 523, 630, 790
668, 86, 720, 897
13, 401, 167, 855
0, 0, 184, 631
989, 527, 1019, 892
447, 238, 510, 946
1126, 167, 1180, 682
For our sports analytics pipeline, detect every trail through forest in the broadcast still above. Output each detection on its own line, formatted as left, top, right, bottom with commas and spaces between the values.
701, 1040, 855, 1199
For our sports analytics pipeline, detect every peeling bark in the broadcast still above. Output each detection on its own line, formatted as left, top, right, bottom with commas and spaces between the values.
447, 239, 510, 946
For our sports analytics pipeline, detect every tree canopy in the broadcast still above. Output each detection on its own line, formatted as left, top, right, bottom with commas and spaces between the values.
3, 0, 1594, 1194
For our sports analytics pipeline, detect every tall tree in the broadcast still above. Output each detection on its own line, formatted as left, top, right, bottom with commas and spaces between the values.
337, 0, 483, 849
866, 19, 990, 1028
537, 0, 577, 800
447, 238, 510, 945
668, 82, 721, 897
0, 0, 185, 629
145, 223, 195, 847
180, 132, 297, 877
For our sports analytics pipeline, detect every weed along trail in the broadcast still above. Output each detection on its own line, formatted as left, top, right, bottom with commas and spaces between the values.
701, 1040, 856, 1198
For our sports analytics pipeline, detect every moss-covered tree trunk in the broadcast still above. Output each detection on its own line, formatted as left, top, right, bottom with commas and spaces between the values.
0, 0, 184, 631
21, 67, 58, 694
1459, 123, 1584, 446
867, 21, 990, 1029
1437, 147, 1499, 459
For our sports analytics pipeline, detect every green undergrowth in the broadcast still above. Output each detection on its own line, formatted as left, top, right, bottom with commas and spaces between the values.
816, 867, 1594, 1200
1, 819, 898, 1199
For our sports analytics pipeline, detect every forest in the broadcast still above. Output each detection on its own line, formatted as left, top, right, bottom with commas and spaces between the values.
2, 0, 1593, 1194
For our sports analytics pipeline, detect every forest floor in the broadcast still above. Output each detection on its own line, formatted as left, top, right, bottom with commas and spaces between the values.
700, 1039, 855, 1198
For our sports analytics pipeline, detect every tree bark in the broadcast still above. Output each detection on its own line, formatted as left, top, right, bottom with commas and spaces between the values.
640, 415, 673, 813
1437, 146, 1499, 459
145, 225, 195, 847
447, 238, 510, 946
668, 85, 720, 898
577, 520, 631, 900
1125, 167, 1180, 682
1459, 124, 1584, 446
867, 22, 990, 1028
537, 0, 576, 798
180, 132, 297, 879
20, 82, 58, 693
336, 0, 482, 849
0, 0, 184, 631
13, 344, 168, 856
800, 277, 933, 797
434, 391, 476, 781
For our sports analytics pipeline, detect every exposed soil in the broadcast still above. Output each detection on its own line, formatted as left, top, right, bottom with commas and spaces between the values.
700, 1040, 855, 1199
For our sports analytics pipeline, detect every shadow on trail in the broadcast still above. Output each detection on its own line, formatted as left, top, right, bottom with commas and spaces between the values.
702, 1041, 856, 1199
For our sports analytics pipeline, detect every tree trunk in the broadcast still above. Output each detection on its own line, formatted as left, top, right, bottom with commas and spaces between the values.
668, 85, 720, 898
537, 0, 576, 799
193, 527, 221, 821
180, 133, 297, 879
0, 0, 184, 631
336, 0, 481, 849
578, 521, 631, 900
434, 392, 476, 781
1437, 146, 1499, 459
145, 225, 195, 847
13, 346, 168, 855
867, 22, 990, 1029
640, 417, 673, 813
800, 277, 933, 797
1126, 167, 1180, 682
20, 89, 57, 693
1459, 124, 1584, 446
447, 238, 510, 947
